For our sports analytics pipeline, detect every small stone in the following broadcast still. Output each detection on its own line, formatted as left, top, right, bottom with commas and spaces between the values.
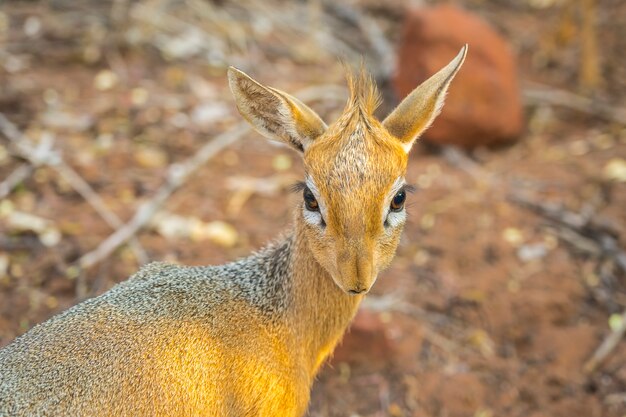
66, 266, 80, 280
413, 249, 430, 266
603, 158, 626, 182
502, 227, 524, 246
39, 228, 61, 247
96, 133, 114, 152
202, 221, 238, 248
94, 69, 118, 91
134, 145, 168, 169
23, 16, 42, 38
152, 212, 192, 240
517, 243, 548, 262
3, 55, 28, 73
131, 88, 149, 107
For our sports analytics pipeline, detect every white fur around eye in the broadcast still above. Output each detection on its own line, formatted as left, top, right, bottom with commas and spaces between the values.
303, 208, 323, 226
385, 209, 406, 229
383, 177, 407, 229
302, 177, 326, 227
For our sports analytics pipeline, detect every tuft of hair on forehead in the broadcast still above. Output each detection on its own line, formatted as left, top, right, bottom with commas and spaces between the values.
344, 63, 382, 116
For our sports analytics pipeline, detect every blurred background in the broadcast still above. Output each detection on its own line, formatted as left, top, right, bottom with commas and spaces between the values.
0, 0, 625, 416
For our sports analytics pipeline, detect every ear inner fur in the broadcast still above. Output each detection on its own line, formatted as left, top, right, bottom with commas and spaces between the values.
383, 45, 468, 152
228, 67, 327, 152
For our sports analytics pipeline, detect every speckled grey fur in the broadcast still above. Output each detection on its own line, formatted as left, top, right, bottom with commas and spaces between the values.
0, 235, 295, 416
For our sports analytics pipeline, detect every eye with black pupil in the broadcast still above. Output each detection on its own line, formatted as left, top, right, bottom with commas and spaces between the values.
390, 190, 406, 212
303, 187, 319, 212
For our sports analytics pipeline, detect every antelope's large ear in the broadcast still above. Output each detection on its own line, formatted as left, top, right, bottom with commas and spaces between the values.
228, 67, 327, 152
383, 45, 468, 152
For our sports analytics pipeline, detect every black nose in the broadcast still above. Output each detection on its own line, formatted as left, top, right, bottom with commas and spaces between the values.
348, 288, 367, 295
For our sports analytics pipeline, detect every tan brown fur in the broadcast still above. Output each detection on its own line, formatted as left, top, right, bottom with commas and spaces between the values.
0, 46, 466, 416
344, 64, 383, 115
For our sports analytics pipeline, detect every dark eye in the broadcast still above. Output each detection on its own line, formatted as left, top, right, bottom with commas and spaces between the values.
390, 190, 406, 212
303, 187, 319, 212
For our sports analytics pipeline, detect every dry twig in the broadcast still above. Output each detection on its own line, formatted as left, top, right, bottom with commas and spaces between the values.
441, 146, 499, 186
0, 113, 148, 265
523, 82, 626, 125
78, 123, 250, 269
0, 164, 33, 200
509, 193, 626, 272
584, 309, 626, 373
78, 84, 347, 270
510, 193, 626, 372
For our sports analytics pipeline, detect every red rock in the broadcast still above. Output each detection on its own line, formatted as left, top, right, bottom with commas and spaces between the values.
331, 309, 393, 367
393, 5, 524, 147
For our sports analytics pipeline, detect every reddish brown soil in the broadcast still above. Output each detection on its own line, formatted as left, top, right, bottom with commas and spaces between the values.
1, 1, 625, 416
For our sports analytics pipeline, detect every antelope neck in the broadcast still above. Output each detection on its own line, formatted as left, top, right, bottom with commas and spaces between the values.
286, 221, 363, 374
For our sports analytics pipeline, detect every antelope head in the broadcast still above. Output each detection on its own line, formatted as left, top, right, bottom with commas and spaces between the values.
228, 45, 467, 295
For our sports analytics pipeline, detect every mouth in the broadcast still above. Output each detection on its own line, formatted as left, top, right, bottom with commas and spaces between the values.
329, 271, 375, 296
346, 287, 368, 296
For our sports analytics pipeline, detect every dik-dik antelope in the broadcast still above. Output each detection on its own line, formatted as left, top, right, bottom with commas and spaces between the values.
0, 46, 467, 416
